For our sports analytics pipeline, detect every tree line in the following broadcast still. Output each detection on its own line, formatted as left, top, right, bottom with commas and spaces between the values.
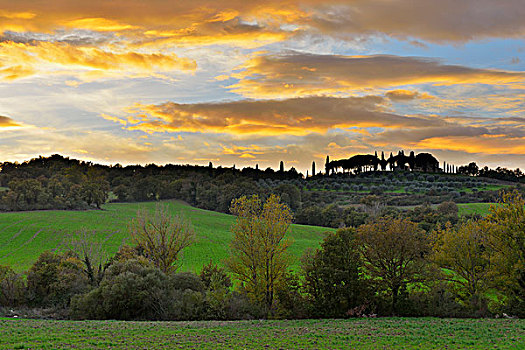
324, 151, 441, 174
1, 191, 523, 320
1, 154, 524, 214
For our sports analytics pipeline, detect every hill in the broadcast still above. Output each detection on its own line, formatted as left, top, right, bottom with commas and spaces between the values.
0, 200, 333, 272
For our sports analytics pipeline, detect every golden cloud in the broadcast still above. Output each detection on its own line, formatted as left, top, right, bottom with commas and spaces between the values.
64, 18, 137, 32
0, 41, 196, 81
0, 0, 523, 47
228, 53, 525, 98
0, 115, 22, 128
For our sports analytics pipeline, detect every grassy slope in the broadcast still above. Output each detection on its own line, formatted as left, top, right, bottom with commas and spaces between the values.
0, 318, 523, 349
0, 201, 333, 272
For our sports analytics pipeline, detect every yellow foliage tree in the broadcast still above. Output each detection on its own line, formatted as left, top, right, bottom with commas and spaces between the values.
227, 194, 293, 315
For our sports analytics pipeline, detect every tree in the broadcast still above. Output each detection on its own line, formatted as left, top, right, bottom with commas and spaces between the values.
356, 217, 430, 314
65, 228, 109, 286
80, 180, 109, 209
0, 265, 25, 306
129, 204, 195, 274
226, 194, 292, 316
431, 221, 492, 307
301, 228, 368, 317
483, 191, 525, 315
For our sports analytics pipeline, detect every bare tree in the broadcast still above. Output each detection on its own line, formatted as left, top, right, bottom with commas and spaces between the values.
65, 228, 109, 285
129, 204, 195, 274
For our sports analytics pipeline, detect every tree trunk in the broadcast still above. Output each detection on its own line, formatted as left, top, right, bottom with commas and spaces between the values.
392, 284, 400, 315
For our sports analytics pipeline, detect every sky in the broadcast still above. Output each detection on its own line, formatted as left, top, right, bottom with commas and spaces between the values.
0, 0, 524, 174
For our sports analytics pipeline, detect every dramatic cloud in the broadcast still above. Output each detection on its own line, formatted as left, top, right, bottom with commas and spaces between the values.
116, 96, 448, 136
0, 1, 524, 45
306, 0, 525, 43
229, 53, 525, 98
0, 0, 523, 172
97, 94, 525, 171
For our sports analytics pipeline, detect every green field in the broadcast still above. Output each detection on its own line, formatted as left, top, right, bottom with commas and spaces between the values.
457, 203, 496, 216
0, 201, 333, 272
0, 318, 523, 349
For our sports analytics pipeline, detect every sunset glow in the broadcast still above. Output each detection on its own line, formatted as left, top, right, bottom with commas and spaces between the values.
1, 0, 524, 171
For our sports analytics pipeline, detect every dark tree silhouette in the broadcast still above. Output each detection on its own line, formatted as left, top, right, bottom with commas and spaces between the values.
325, 150, 441, 175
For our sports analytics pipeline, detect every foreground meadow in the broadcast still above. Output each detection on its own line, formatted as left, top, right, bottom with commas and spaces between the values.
0, 201, 332, 272
0, 318, 523, 349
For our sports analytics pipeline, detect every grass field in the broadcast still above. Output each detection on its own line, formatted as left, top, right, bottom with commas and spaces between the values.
0, 201, 333, 272
457, 203, 496, 216
0, 318, 523, 349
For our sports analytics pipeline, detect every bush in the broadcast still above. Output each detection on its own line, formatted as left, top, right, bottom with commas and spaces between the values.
26, 251, 90, 308
71, 259, 167, 320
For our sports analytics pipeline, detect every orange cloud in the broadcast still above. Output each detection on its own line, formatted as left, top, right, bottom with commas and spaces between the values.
0, 41, 196, 81
416, 136, 525, 155
228, 53, 525, 98
116, 96, 449, 136
64, 18, 137, 32
0, 0, 523, 47
0, 10, 36, 20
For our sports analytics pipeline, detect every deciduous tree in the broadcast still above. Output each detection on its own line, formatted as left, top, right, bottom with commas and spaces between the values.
227, 194, 292, 315
484, 191, 525, 315
431, 220, 492, 306
357, 217, 430, 314
65, 228, 110, 286
129, 204, 195, 274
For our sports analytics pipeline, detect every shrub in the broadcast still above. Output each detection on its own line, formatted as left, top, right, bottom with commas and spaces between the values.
26, 251, 90, 308
71, 259, 167, 320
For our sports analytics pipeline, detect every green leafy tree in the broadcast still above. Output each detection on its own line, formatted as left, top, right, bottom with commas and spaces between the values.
431, 220, 492, 308
301, 228, 368, 317
484, 191, 525, 315
227, 194, 292, 316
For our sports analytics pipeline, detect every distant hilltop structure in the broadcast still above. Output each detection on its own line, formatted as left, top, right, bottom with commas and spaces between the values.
322, 151, 455, 175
